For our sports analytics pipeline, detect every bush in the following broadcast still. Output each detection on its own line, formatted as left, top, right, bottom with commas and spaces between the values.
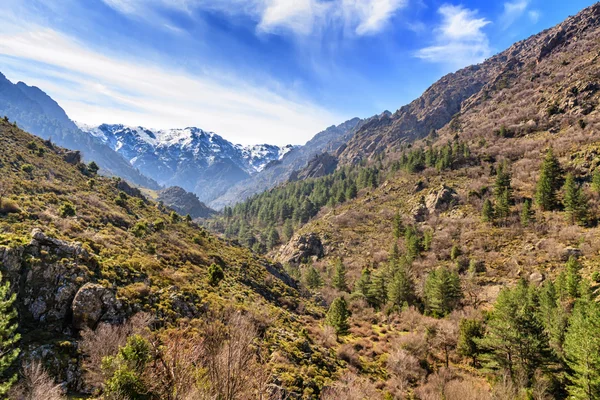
208, 263, 224, 286
21, 164, 34, 174
58, 202, 76, 218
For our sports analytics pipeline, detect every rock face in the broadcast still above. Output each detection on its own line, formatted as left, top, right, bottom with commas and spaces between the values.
425, 185, 459, 213
289, 152, 338, 182
72, 283, 121, 330
157, 186, 215, 219
277, 233, 325, 265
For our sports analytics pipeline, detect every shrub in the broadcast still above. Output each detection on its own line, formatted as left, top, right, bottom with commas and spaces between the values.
87, 161, 99, 175
208, 263, 224, 286
58, 202, 76, 218
20, 164, 34, 174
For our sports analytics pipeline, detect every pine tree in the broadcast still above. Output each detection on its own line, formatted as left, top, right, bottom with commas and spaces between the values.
424, 267, 462, 317
495, 190, 511, 224
564, 173, 588, 226
535, 148, 562, 211
325, 297, 350, 336
564, 293, 600, 400
331, 259, 348, 292
353, 268, 371, 298
367, 268, 388, 309
393, 210, 403, 240
387, 261, 414, 309
0, 272, 19, 396
479, 280, 552, 385
521, 198, 532, 227
457, 318, 483, 366
405, 226, 422, 262
566, 256, 583, 299
482, 199, 495, 222
305, 266, 323, 289
283, 219, 294, 241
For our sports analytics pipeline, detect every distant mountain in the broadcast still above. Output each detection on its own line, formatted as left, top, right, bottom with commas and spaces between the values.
208, 117, 364, 209
78, 123, 295, 203
0, 72, 159, 189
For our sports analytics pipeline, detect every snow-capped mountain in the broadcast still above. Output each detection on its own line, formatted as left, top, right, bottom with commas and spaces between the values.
77, 123, 296, 202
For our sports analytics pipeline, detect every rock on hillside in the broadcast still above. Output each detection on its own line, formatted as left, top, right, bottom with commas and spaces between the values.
157, 186, 216, 219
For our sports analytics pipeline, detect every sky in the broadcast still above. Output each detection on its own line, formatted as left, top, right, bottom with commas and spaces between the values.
0, 0, 595, 145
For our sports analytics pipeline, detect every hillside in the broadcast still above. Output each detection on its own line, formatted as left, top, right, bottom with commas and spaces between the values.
0, 119, 349, 398
202, 4, 600, 399
0, 73, 159, 189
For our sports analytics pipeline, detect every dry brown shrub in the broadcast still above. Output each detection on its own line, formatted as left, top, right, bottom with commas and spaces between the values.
337, 343, 362, 370
10, 361, 65, 400
320, 371, 382, 400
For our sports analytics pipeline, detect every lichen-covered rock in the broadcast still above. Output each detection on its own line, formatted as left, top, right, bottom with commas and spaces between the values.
425, 185, 459, 213
277, 233, 324, 265
30, 228, 90, 260
562, 246, 583, 261
71, 283, 122, 330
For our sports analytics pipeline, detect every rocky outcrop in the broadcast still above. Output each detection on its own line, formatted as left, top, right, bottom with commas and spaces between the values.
277, 233, 325, 265
425, 185, 459, 213
72, 283, 122, 330
289, 152, 338, 182
157, 186, 215, 219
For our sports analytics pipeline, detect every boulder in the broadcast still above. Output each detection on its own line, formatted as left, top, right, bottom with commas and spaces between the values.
277, 233, 324, 265
71, 283, 121, 330
529, 271, 545, 286
562, 247, 583, 261
425, 185, 459, 213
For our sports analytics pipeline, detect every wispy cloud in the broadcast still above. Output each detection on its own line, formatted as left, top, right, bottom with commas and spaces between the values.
528, 10, 540, 24
0, 24, 341, 145
415, 5, 491, 67
499, 0, 529, 29
101, 0, 408, 37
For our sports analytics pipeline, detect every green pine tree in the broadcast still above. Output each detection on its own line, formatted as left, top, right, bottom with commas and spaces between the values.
521, 198, 533, 227
305, 265, 323, 289
367, 268, 388, 309
566, 256, 583, 299
592, 169, 600, 195
424, 267, 462, 317
564, 173, 588, 226
387, 261, 414, 309
325, 297, 350, 336
535, 148, 562, 211
353, 268, 371, 298
0, 272, 19, 396
564, 292, 600, 400
478, 280, 552, 385
482, 199, 495, 222
331, 259, 348, 292
457, 318, 483, 366
393, 210, 403, 239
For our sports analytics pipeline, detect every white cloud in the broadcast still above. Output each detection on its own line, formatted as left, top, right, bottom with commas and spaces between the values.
0, 25, 342, 145
499, 0, 528, 29
101, 0, 407, 37
415, 5, 491, 67
528, 10, 540, 24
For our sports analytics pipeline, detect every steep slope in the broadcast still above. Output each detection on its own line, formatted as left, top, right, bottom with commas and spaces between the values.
0, 73, 159, 189
78, 123, 294, 203
209, 117, 363, 209
0, 119, 344, 397
337, 3, 600, 165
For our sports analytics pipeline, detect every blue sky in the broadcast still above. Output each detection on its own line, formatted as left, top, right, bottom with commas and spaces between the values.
0, 0, 595, 145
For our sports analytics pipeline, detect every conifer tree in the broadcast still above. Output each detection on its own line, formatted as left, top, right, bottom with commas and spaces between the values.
424, 267, 462, 317
482, 199, 495, 222
0, 272, 19, 396
331, 259, 348, 292
564, 291, 600, 400
564, 173, 588, 226
325, 297, 350, 337
305, 266, 322, 289
367, 268, 388, 309
479, 280, 552, 385
457, 318, 483, 366
393, 210, 403, 240
566, 256, 583, 299
354, 268, 371, 298
387, 261, 415, 309
535, 148, 562, 211
521, 198, 532, 227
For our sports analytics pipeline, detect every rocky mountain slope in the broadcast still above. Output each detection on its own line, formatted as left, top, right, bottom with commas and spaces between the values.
78, 123, 294, 203
156, 185, 216, 219
209, 117, 364, 209
0, 118, 343, 397
337, 2, 600, 165
0, 73, 159, 189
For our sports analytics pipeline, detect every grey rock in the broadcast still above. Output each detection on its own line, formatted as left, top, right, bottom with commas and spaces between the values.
71, 283, 121, 330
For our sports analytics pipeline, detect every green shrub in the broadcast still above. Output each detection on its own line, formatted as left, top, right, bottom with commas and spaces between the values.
20, 164, 34, 174
58, 202, 76, 218
208, 263, 224, 286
